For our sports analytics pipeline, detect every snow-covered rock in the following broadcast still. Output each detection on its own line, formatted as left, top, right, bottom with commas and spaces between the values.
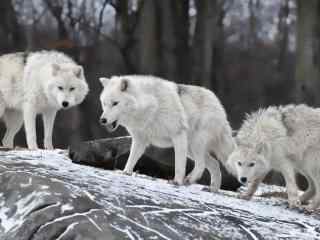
0, 150, 319, 240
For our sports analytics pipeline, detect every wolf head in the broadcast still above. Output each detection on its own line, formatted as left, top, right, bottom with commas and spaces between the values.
227, 142, 271, 185
45, 63, 89, 109
99, 76, 138, 132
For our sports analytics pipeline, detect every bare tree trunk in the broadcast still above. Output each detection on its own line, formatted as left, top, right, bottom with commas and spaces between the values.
0, 0, 25, 51
248, 0, 260, 48
44, 0, 69, 39
212, 2, 226, 94
114, 0, 129, 47
157, 0, 189, 83
134, 0, 159, 74
191, 0, 218, 89
277, 0, 290, 73
295, 0, 320, 105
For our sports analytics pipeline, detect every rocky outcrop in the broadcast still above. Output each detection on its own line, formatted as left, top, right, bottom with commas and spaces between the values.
0, 150, 319, 240
69, 136, 240, 191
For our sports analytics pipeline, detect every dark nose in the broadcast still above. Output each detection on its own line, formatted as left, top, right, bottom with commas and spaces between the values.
100, 118, 107, 125
62, 101, 69, 108
240, 177, 247, 184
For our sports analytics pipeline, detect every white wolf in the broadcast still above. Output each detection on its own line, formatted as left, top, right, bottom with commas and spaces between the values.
228, 104, 320, 210
0, 51, 89, 149
0, 92, 5, 119
99, 75, 235, 191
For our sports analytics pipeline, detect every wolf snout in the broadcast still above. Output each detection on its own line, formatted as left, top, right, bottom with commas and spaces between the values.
62, 101, 69, 108
100, 118, 107, 125
100, 118, 118, 132
240, 177, 247, 184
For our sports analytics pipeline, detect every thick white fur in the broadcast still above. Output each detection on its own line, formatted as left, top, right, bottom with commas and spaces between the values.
228, 104, 320, 210
0, 51, 89, 149
0, 92, 5, 118
99, 75, 235, 191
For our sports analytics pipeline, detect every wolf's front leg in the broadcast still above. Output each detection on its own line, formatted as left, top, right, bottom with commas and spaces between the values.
123, 136, 147, 175
240, 177, 264, 200
282, 166, 300, 208
43, 110, 57, 149
172, 131, 188, 185
24, 104, 38, 149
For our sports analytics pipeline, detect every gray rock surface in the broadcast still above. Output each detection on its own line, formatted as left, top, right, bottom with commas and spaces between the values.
0, 150, 319, 240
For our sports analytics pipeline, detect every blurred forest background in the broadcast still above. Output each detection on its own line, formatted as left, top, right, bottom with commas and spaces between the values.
0, 0, 318, 148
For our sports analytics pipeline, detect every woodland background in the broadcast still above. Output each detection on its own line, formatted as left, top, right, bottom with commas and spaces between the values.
0, 0, 318, 148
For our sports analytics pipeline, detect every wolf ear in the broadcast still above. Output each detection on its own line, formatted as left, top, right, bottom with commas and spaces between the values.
120, 78, 129, 92
52, 63, 61, 76
74, 66, 83, 78
255, 142, 269, 155
99, 77, 110, 87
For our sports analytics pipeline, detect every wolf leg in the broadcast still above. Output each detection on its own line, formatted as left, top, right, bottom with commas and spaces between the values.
24, 104, 38, 149
184, 148, 206, 185
240, 177, 265, 200
282, 165, 300, 208
305, 171, 320, 211
0, 94, 5, 118
204, 153, 221, 192
306, 178, 320, 211
171, 131, 188, 185
43, 110, 57, 149
300, 175, 316, 204
123, 136, 147, 175
2, 110, 23, 148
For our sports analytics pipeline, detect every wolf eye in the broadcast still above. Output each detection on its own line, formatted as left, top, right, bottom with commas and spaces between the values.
238, 162, 242, 166
112, 101, 119, 107
69, 87, 75, 92
58, 86, 63, 91
248, 163, 255, 167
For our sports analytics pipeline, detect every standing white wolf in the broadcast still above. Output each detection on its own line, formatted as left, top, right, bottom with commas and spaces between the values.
99, 75, 235, 191
0, 51, 89, 149
228, 104, 320, 210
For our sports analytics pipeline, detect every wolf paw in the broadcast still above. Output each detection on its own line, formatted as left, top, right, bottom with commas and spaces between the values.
304, 201, 319, 212
183, 178, 191, 185
239, 193, 252, 200
168, 178, 184, 186
209, 185, 219, 193
305, 205, 316, 213
45, 144, 54, 150
122, 169, 133, 176
183, 175, 196, 185
29, 147, 39, 151
288, 198, 301, 209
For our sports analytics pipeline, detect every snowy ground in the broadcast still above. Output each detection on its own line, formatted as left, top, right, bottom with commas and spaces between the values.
0, 150, 319, 240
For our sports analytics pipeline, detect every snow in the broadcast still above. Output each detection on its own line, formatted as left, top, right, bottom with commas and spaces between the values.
0, 191, 50, 232
0, 150, 319, 239
61, 203, 74, 213
55, 222, 79, 240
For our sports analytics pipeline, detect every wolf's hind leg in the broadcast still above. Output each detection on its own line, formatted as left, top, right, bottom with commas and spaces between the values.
282, 164, 300, 208
306, 179, 320, 211
305, 170, 320, 211
300, 175, 316, 204
2, 110, 23, 148
301, 150, 320, 211
205, 153, 222, 192
171, 131, 188, 185
184, 155, 206, 185
0, 94, 5, 118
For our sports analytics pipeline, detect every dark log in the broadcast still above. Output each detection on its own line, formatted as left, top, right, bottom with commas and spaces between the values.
68, 136, 240, 191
